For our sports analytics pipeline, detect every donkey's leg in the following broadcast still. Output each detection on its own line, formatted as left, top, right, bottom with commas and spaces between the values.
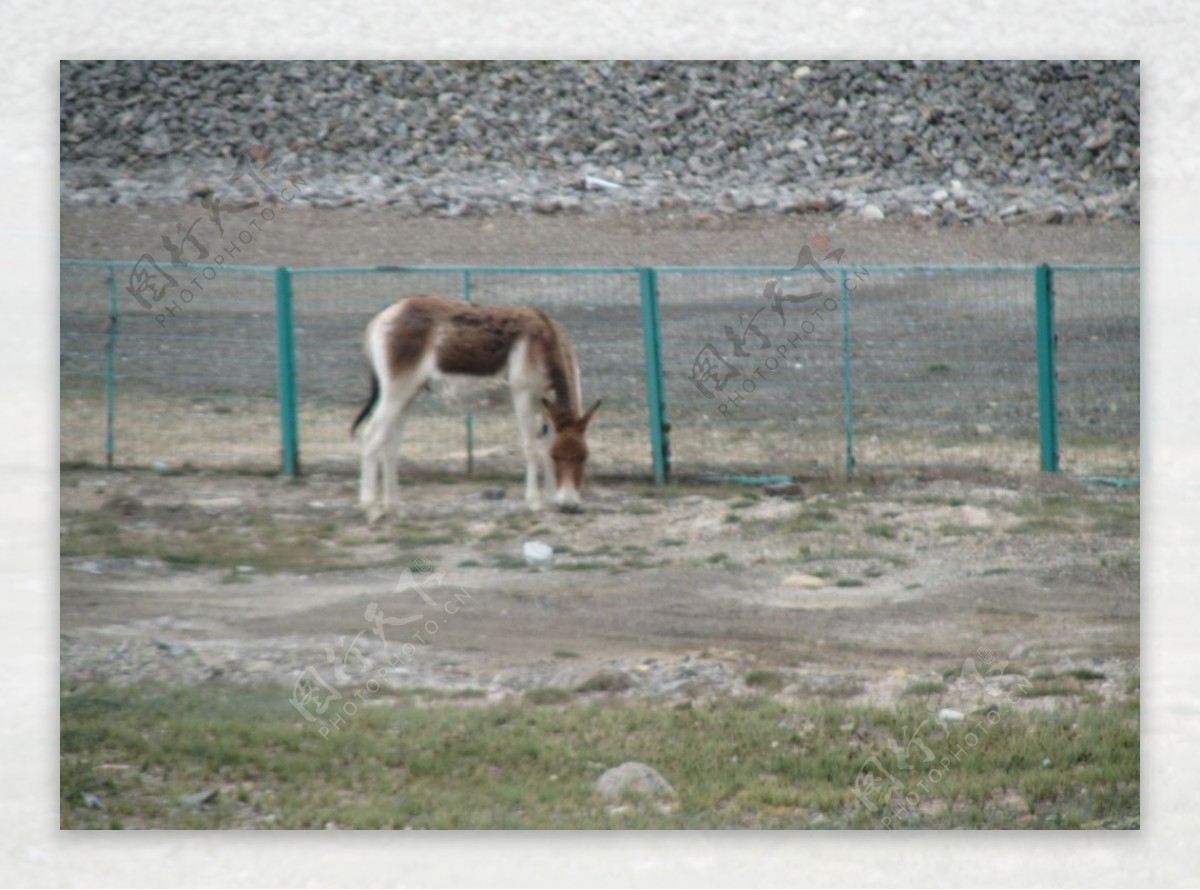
357, 379, 424, 522
512, 389, 548, 508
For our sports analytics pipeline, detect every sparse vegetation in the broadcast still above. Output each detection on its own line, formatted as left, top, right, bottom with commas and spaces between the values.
61, 682, 1139, 829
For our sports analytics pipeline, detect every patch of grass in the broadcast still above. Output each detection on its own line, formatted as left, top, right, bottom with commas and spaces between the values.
620, 557, 664, 570
1010, 517, 1073, 535
938, 524, 981, 537
60, 507, 430, 575
927, 363, 951, 374
575, 671, 635, 694
865, 523, 896, 540
578, 545, 615, 557
60, 682, 1139, 829
480, 530, 513, 542
559, 561, 613, 572
980, 567, 1012, 576
625, 504, 661, 516
1125, 675, 1140, 694
1022, 684, 1082, 698
1063, 669, 1107, 682
552, 651, 581, 660
835, 578, 865, 588
492, 554, 529, 570
904, 680, 948, 696
723, 513, 741, 525
656, 538, 687, 548
745, 670, 786, 691
457, 559, 482, 568
525, 688, 573, 706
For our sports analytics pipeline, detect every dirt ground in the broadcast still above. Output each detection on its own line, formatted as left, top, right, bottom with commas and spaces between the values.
60, 466, 1140, 711
60, 209, 1140, 707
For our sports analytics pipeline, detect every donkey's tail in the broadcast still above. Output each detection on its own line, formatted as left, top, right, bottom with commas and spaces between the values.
350, 369, 380, 436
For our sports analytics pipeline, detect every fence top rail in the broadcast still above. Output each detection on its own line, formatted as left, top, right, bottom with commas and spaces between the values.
287, 265, 645, 277
61, 259, 1140, 276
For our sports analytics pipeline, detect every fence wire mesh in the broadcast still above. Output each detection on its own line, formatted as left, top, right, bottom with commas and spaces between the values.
844, 268, 1040, 476
1051, 267, 1140, 478
62, 262, 281, 473
60, 261, 1139, 484
657, 268, 847, 479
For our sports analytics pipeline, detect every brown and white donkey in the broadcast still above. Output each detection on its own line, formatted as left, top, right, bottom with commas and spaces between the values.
352, 295, 600, 517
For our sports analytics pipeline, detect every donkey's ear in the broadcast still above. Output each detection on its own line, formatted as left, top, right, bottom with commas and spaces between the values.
580, 399, 602, 427
541, 396, 555, 414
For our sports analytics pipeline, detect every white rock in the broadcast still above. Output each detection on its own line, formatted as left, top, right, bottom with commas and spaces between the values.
595, 762, 675, 799
782, 573, 825, 589
859, 203, 884, 221
938, 708, 965, 722
522, 540, 554, 567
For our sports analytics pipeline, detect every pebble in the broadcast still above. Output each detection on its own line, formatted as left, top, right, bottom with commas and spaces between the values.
782, 574, 825, 589
522, 540, 554, 567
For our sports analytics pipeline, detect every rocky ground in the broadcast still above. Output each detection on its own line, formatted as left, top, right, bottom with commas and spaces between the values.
60, 61, 1139, 225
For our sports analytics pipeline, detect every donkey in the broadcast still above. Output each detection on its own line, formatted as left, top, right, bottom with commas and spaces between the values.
351, 295, 600, 517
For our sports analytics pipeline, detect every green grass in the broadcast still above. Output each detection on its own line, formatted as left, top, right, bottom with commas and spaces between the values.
904, 680, 948, 696
60, 682, 1139, 829
835, 578, 865, 588
744, 670, 786, 691
865, 524, 897, 540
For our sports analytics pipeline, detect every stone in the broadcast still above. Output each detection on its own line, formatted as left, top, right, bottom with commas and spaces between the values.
782, 574, 825, 589
522, 540, 553, 567
595, 762, 675, 799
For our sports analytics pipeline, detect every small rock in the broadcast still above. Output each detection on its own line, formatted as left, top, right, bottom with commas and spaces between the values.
235, 565, 255, 574
179, 788, 219, 808
938, 708, 965, 722
480, 487, 507, 500
81, 792, 105, 810
975, 423, 994, 436
191, 496, 243, 511
595, 762, 675, 799
859, 203, 884, 221
153, 639, 191, 658
782, 574, 825, 590
151, 461, 171, 474
522, 540, 553, 567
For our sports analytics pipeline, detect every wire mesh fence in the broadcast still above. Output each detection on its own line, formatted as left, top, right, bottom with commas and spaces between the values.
60, 260, 1140, 484
62, 261, 281, 473
1051, 267, 1140, 478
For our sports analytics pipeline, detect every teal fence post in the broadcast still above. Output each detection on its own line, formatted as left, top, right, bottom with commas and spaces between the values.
639, 268, 670, 484
463, 269, 474, 475
104, 263, 119, 468
839, 269, 856, 480
1035, 264, 1060, 473
274, 266, 300, 477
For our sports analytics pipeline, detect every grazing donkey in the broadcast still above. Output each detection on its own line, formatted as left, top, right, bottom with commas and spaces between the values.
352, 295, 600, 517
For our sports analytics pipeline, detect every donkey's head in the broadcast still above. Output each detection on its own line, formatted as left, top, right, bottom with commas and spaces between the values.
542, 398, 601, 511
